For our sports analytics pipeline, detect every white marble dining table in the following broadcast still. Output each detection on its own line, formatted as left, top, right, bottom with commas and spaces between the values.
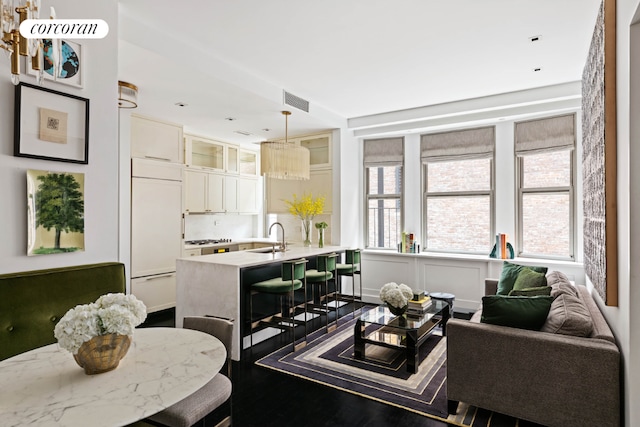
0, 327, 226, 427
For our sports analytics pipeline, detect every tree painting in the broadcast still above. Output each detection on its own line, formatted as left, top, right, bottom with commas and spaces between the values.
28, 170, 85, 254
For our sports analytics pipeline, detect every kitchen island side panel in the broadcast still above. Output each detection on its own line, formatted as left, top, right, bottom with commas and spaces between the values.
176, 259, 242, 360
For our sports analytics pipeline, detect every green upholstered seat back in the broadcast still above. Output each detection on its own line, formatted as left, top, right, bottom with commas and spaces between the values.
317, 253, 337, 272
0, 262, 126, 361
281, 259, 306, 281
346, 249, 361, 265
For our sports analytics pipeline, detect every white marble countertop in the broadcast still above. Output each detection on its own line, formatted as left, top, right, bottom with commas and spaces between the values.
184, 237, 279, 250
0, 327, 225, 427
178, 245, 346, 268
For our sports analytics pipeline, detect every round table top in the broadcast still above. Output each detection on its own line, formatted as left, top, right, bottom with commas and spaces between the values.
0, 327, 226, 427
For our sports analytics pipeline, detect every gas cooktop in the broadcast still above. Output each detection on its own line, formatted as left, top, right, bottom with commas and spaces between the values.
185, 239, 232, 245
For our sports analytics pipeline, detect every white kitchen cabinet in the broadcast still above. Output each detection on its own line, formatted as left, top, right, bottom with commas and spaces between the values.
239, 149, 258, 175
266, 170, 332, 214
185, 134, 244, 175
184, 169, 224, 213
300, 133, 331, 169
227, 145, 239, 174
184, 170, 207, 212
131, 115, 183, 163
185, 134, 225, 171
225, 176, 259, 214
237, 177, 259, 213
130, 159, 183, 313
207, 173, 225, 212
131, 274, 176, 313
183, 248, 202, 257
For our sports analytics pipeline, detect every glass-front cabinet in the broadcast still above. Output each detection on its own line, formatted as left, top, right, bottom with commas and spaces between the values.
185, 134, 225, 171
239, 149, 258, 175
227, 145, 239, 174
300, 133, 331, 169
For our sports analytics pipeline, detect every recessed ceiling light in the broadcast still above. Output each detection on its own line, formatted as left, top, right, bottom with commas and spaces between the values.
174, 102, 188, 107
234, 130, 251, 136
533, 67, 542, 72
529, 35, 542, 42
225, 117, 236, 121
262, 128, 270, 132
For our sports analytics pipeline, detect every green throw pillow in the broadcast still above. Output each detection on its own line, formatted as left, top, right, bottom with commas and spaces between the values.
509, 286, 552, 297
512, 268, 548, 291
496, 261, 549, 295
481, 295, 553, 330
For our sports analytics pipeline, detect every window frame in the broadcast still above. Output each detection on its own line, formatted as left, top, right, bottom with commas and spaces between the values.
365, 164, 404, 250
422, 157, 495, 254
516, 148, 576, 260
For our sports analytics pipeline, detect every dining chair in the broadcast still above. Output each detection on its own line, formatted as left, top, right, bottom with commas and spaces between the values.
148, 316, 234, 427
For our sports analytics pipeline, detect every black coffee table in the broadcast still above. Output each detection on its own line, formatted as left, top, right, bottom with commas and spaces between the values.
354, 300, 449, 373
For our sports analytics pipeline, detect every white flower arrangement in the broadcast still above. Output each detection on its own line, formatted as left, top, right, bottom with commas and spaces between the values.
379, 282, 414, 309
54, 293, 147, 354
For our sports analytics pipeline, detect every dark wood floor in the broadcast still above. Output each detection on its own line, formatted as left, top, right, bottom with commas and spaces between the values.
141, 305, 455, 427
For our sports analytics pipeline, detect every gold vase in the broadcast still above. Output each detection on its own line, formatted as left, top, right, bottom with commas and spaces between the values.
73, 334, 131, 375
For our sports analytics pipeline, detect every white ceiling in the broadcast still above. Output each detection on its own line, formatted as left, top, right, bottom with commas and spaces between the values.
118, 0, 601, 145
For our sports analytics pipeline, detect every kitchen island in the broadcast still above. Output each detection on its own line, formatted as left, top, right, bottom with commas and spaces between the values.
176, 245, 345, 360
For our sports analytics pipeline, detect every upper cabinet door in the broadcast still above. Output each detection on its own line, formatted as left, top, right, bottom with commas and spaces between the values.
131, 115, 184, 163
239, 149, 258, 176
299, 133, 331, 169
185, 134, 225, 171
226, 145, 239, 174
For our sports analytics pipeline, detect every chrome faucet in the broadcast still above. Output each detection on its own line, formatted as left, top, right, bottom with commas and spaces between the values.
268, 222, 286, 252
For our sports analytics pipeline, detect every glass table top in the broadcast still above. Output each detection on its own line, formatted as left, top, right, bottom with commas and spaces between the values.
359, 300, 448, 331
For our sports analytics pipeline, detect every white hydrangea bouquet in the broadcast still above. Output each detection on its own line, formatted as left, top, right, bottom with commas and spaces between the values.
54, 293, 147, 354
379, 282, 414, 315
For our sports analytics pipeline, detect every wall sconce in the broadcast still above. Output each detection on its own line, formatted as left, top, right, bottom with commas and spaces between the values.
1, 0, 59, 85
118, 81, 138, 109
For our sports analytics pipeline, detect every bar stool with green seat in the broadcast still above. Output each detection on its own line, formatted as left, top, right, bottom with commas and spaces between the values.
249, 258, 308, 353
305, 252, 338, 333
333, 249, 362, 320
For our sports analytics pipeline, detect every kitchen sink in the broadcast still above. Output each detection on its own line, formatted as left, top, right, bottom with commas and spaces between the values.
249, 246, 285, 253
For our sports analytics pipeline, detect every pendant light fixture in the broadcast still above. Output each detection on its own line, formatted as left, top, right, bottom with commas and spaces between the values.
260, 111, 310, 180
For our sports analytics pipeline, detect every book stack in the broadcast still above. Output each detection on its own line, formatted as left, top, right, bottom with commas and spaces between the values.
398, 232, 420, 253
407, 293, 432, 318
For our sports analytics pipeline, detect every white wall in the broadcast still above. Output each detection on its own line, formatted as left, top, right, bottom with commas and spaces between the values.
0, 0, 119, 274
604, 1, 640, 425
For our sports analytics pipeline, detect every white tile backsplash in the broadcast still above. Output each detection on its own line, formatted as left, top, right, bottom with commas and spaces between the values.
184, 214, 258, 240
265, 214, 332, 246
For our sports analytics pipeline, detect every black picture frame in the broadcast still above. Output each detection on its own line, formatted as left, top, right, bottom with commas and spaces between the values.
14, 82, 89, 164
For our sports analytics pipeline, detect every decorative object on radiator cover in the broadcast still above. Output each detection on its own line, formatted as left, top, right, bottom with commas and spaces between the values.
54, 293, 146, 374
582, 0, 618, 305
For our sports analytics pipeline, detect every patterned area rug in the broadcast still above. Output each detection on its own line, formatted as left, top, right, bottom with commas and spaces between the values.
256, 308, 540, 427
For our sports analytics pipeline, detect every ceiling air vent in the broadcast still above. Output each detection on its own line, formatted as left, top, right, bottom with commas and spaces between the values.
283, 90, 310, 113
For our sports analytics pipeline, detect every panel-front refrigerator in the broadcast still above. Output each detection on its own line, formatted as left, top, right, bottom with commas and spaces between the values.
131, 158, 183, 313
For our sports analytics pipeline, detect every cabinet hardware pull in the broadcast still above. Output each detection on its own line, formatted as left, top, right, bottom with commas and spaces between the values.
144, 155, 171, 161
145, 274, 175, 281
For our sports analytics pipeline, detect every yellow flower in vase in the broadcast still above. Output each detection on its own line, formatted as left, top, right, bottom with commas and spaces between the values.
284, 193, 325, 247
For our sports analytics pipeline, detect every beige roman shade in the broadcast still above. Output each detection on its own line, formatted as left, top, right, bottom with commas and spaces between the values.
420, 126, 495, 162
515, 113, 575, 155
363, 137, 404, 166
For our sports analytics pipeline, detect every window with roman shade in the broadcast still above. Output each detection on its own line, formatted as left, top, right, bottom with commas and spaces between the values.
515, 113, 576, 259
364, 137, 403, 250
421, 126, 495, 253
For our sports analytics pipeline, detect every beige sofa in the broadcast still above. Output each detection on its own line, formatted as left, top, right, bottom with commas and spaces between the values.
446, 275, 620, 427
